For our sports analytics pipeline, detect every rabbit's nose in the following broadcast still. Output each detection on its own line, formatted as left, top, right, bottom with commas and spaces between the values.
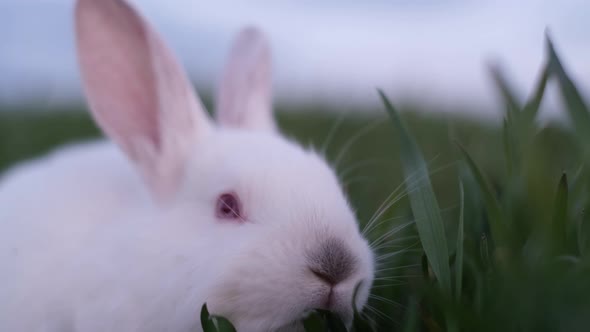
308, 238, 357, 286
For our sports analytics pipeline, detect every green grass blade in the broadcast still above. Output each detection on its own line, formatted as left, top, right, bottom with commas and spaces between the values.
456, 143, 506, 245
522, 61, 550, 122
551, 173, 568, 254
212, 316, 237, 332
455, 181, 465, 300
402, 297, 419, 332
421, 253, 432, 281
379, 90, 452, 295
546, 35, 590, 158
489, 64, 522, 120
480, 233, 491, 271
316, 309, 348, 332
352, 313, 374, 332
303, 311, 326, 332
200, 303, 218, 332
577, 209, 590, 256
502, 118, 517, 176
494, 60, 548, 177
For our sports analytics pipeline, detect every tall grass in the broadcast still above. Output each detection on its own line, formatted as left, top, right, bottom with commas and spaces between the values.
373, 35, 590, 332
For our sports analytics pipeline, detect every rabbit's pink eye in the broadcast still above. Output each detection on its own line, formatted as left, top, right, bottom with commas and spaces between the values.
216, 192, 242, 220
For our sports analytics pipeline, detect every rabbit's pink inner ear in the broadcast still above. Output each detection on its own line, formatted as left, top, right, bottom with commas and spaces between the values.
215, 27, 277, 132
75, 0, 210, 202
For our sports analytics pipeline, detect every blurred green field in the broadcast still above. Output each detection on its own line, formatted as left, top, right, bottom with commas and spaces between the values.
0, 105, 497, 216
2, 40, 590, 331
0, 103, 578, 231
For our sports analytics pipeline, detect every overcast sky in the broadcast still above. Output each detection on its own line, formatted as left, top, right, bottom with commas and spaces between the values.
1, 0, 589, 120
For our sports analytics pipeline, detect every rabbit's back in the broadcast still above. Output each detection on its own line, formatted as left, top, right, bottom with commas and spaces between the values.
0, 140, 151, 328
0, 139, 146, 233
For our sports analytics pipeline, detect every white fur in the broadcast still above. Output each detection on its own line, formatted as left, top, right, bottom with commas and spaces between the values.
0, 0, 375, 331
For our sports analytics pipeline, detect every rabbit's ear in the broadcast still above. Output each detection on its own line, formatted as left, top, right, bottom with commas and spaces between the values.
75, 0, 211, 202
215, 27, 276, 131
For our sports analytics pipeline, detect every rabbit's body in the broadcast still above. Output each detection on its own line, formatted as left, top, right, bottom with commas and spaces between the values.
0, 141, 183, 331
0, 0, 375, 331
1, 131, 368, 332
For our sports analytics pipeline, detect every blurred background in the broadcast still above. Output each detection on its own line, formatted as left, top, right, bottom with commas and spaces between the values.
1, 0, 589, 120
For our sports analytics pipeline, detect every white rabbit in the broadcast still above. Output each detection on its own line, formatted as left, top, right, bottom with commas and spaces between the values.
0, 0, 375, 331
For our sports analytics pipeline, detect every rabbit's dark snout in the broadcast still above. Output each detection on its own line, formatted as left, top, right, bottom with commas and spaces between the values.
308, 238, 358, 286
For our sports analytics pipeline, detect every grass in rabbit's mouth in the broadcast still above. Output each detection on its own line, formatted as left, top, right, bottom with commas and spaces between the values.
3, 35, 590, 331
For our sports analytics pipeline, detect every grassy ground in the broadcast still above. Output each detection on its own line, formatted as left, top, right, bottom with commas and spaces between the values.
2, 40, 590, 331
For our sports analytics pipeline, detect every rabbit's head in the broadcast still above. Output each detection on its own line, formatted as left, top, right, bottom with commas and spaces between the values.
75, 0, 374, 330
